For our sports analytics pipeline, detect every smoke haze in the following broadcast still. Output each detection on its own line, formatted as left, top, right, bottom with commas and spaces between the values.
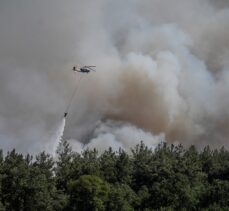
1, 0, 229, 153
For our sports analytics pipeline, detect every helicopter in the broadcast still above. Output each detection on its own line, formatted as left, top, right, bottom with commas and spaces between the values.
73, 65, 96, 73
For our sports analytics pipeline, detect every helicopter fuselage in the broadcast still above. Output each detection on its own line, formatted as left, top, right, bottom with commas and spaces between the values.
72, 66, 95, 73
79, 68, 90, 73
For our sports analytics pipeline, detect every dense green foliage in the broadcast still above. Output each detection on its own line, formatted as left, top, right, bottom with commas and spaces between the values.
0, 141, 228, 210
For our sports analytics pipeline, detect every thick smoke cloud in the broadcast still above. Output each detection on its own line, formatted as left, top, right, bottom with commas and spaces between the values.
68, 120, 164, 154
0, 0, 229, 153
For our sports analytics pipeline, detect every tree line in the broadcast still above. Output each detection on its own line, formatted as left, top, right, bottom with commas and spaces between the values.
0, 140, 228, 210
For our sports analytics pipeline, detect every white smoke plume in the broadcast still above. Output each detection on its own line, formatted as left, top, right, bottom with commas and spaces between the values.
1, 0, 229, 153
69, 120, 164, 153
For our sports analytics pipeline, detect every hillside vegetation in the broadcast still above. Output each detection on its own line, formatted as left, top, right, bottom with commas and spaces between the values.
0, 140, 228, 210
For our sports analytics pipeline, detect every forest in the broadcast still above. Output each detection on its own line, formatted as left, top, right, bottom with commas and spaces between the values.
0, 140, 228, 211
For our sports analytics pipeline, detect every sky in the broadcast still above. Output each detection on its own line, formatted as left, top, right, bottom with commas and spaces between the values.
1, 0, 229, 154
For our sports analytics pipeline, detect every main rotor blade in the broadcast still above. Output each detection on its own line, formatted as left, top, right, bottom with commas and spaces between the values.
87, 67, 96, 71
